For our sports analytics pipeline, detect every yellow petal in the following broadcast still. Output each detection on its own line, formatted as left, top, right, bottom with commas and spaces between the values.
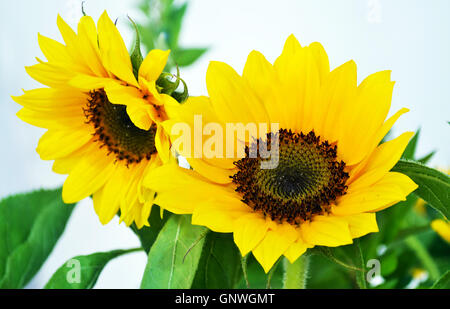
300, 215, 353, 247
284, 238, 312, 264
37, 33, 71, 64
233, 213, 270, 256
93, 164, 128, 225
12, 88, 86, 111
340, 213, 379, 238
348, 132, 414, 188
76, 15, 108, 77
333, 172, 418, 215
126, 103, 153, 131
431, 219, 450, 243
56, 14, 76, 45
37, 129, 93, 160
97, 11, 138, 87
242, 50, 287, 127
104, 81, 147, 105
154, 124, 171, 163
62, 144, 116, 203
317, 60, 357, 150
139, 49, 170, 82
274, 37, 321, 133
308, 41, 330, 84
192, 197, 251, 233
52, 144, 90, 174
338, 71, 395, 165
69, 74, 112, 91
206, 61, 269, 124
16, 107, 86, 130
252, 222, 298, 273
186, 158, 234, 185
25, 62, 73, 88
353, 107, 410, 166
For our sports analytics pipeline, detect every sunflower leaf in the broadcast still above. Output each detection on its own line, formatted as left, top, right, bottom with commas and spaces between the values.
392, 160, 450, 219
173, 48, 209, 67
191, 232, 242, 288
140, 214, 207, 288
45, 248, 142, 289
418, 151, 436, 164
401, 129, 420, 160
0, 188, 75, 288
431, 270, 450, 289
353, 239, 367, 289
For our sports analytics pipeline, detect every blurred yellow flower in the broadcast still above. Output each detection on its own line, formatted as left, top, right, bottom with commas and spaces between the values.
431, 219, 450, 243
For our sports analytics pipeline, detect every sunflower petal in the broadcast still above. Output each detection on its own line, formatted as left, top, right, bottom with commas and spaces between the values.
97, 11, 138, 87
233, 213, 270, 256
252, 222, 298, 273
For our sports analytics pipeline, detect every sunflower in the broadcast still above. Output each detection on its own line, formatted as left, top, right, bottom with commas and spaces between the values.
12, 11, 178, 228
145, 35, 418, 272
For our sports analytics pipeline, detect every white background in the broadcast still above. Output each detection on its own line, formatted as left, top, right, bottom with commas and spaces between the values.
0, 0, 449, 288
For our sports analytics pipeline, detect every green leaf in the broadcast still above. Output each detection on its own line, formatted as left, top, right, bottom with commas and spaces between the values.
431, 270, 450, 289
0, 188, 75, 288
405, 236, 440, 281
192, 233, 242, 288
173, 48, 208, 67
140, 214, 207, 289
401, 129, 420, 160
418, 151, 436, 164
392, 160, 450, 219
379, 251, 398, 277
45, 248, 142, 289
353, 239, 367, 289
129, 205, 171, 253
165, 3, 188, 48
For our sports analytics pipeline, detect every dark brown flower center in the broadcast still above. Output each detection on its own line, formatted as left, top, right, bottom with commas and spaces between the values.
232, 129, 349, 225
84, 90, 157, 165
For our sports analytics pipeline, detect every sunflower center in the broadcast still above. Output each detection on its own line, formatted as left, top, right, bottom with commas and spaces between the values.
84, 90, 157, 165
232, 129, 349, 225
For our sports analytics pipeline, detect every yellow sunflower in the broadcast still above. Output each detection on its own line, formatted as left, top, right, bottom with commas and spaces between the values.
12, 11, 178, 228
145, 35, 418, 272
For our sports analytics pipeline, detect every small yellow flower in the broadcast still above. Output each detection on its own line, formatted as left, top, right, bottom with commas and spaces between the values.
145, 35, 417, 272
431, 219, 450, 243
414, 198, 427, 216
12, 11, 177, 228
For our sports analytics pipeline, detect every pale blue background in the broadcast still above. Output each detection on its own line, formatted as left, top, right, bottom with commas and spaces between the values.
0, 0, 449, 288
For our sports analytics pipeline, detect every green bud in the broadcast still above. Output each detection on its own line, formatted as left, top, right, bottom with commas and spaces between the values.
156, 66, 188, 103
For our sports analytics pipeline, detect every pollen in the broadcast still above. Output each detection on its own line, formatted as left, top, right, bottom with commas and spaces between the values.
84, 90, 157, 165
231, 129, 349, 225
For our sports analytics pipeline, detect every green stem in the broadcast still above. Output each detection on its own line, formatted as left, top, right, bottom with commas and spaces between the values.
266, 258, 281, 289
282, 255, 310, 289
405, 236, 440, 281
354, 239, 367, 289
241, 254, 250, 288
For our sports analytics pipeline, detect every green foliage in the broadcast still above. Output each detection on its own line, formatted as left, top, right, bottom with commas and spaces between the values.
136, 0, 208, 71
192, 233, 242, 288
392, 160, 450, 219
431, 270, 450, 289
0, 188, 75, 288
129, 16, 144, 80
45, 249, 142, 289
140, 214, 207, 288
